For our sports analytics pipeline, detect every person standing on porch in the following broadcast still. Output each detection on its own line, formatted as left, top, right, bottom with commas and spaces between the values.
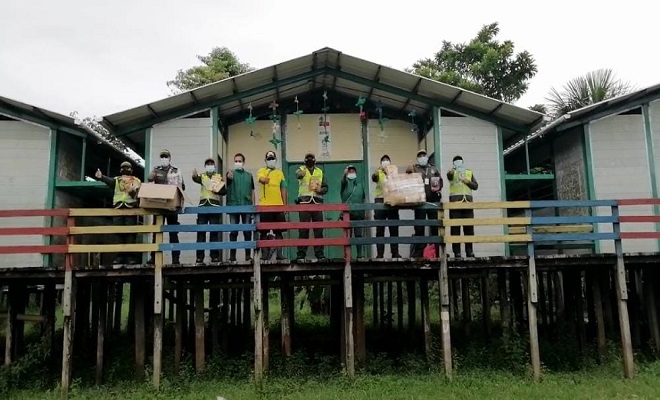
372, 154, 402, 259
226, 153, 255, 263
94, 161, 142, 265
295, 152, 328, 261
192, 158, 226, 265
341, 164, 366, 259
256, 150, 288, 261
447, 155, 478, 258
406, 149, 442, 258
148, 149, 184, 266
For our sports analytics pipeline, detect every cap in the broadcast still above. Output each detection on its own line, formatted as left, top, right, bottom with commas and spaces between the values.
204, 158, 215, 165
304, 152, 315, 159
416, 149, 427, 156
120, 161, 132, 169
265, 150, 276, 159
346, 164, 357, 171
452, 155, 463, 162
380, 154, 391, 162
159, 149, 171, 158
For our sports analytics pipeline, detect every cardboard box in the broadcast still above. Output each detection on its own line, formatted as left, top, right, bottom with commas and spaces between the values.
383, 172, 426, 206
384, 164, 399, 176
137, 183, 184, 211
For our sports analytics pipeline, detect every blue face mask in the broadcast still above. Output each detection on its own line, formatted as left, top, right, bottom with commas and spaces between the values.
417, 156, 428, 166
453, 160, 463, 169
347, 173, 357, 180
205, 165, 216, 173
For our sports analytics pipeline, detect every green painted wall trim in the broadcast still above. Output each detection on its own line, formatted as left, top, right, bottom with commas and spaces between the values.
432, 106, 442, 169
642, 103, 660, 250
361, 119, 370, 201
144, 128, 153, 181
496, 126, 510, 256
44, 128, 59, 266
505, 174, 554, 181
582, 123, 600, 253
280, 113, 288, 192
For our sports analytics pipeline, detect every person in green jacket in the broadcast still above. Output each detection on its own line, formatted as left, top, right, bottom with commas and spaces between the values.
226, 153, 255, 263
340, 164, 366, 259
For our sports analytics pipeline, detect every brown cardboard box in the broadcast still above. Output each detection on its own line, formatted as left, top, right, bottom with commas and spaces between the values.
137, 183, 184, 211
384, 164, 399, 176
383, 172, 426, 206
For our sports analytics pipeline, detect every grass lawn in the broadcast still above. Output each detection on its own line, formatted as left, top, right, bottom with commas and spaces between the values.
6, 361, 660, 400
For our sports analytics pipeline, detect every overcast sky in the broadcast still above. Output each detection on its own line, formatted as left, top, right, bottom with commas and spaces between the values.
0, 0, 656, 118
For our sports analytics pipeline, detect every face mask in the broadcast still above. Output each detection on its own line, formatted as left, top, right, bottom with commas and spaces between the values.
305, 159, 315, 168
417, 156, 428, 166
381, 160, 390, 167
234, 162, 243, 170
205, 165, 216, 173
347, 173, 357, 180
266, 159, 276, 168
160, 157, 170, 167
453, 160, 464, 169
120, 169, 131, 176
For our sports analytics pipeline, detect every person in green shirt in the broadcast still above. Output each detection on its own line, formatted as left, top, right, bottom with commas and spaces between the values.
340, 164, 366, 259
226, 153, 255, 263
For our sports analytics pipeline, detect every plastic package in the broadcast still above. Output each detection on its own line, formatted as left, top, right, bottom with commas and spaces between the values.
383, 172, 426, 206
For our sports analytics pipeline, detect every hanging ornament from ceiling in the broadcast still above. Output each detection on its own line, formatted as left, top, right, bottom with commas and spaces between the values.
408, 109, 419, 133
356, 96, 367, 122
245, 103, 257, 138
321, 91, 330, 134
375, 100, 389, 142
268, 100, 282, 149
293, 96, 304, 130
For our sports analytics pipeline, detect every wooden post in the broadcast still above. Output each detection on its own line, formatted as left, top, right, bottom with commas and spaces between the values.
253, 250, 264, 385
612, 205, 634, 378
114, 282, 123, 336
439, 245, 452, 378
152, 214, 165, 387
546, 272, 554, 327
407, 281, 416, 330
372, 283, 379, 328
96, 281, 108, 385
354, 274, 366, 365
61, 216, 76, 394
194, 284, 205, 372
538, 272, 547, 336
387, 281, 393, 331
134, 281, 146, 380
420, 279, 432, 360
591, 270, 607, 361
498, 271, 511, 336
481, 273, 491, 341
210, 288, 221, 355
525, 208, 541, 381
342, 210, 355, 379
575, 272, 587, 352
42, 283, 56, 359
644, 270, 660, 354
263, 281, 270, 373
461, 278, 471, 336
243, 279, 252, 331
281, 275, 292, 357
378, 282, 385, 331
221, 287, 229, 354
4, 285, 17, 366
174, 281, 184, 372
396, 281, 404, 331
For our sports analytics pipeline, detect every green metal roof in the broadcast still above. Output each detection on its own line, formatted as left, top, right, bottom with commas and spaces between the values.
102, 47, 545, 140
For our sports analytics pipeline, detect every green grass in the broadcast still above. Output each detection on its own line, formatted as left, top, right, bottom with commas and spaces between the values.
7, 362, 660, 400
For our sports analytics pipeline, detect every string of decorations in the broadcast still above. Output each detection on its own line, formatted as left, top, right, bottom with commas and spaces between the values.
408, 109, 418, 133
293, 96, 304, 129
245, 103, 256, 138
321, 91, 329, 134
268, 100, 282, 149
375, 99, 389, 142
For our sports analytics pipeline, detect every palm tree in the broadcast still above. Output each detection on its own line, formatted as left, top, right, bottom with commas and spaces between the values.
545, 68, 634, 117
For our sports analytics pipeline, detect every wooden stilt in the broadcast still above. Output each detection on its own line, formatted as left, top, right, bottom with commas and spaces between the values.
42, 283, 56, 360
174, 281, 184, 373
644, 270, 660, 354
439, 248, 452, 378
546, 272, 554, 328
498, 271, 511, 337
420, 279, 431, 360
396, 281, 404, 331
387, 281, 393, 331
114, 282, 123, 336
630, 270, 642, 348
221, 287, 229, 354
407, 281, 416, 330
60, 269, 76, 393
526, 246, 541, 381
243, 279, 252, 332
354, 274, 366, 365
4, 285, 17, 366
612, 206, 634, 378
481, 273, 491, 341
378, 282, 385, 331
281, 276, 292, 357
601, 271, 615, 335
152, 224, 164, 388
210, 288, 221, 355
263, 281, 270, 373
575, 271, 587, 352
194, 284, 205, 372
253, 252, 264, 385
372, 283, 379, 328
342, 223, 355, 379
134, 281, 146, 380
538, 272, 547, 336
96, 281, 108, 385
591, 270, 607, 361
461, 278, 471, 337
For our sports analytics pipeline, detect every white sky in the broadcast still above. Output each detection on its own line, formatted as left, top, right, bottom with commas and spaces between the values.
0, 0, 657, 118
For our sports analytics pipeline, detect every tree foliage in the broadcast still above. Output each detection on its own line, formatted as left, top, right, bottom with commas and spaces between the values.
545, 68, 635, 117
528, 104, 548, 114
410, 22, 538, 103
167, 47, 254, 93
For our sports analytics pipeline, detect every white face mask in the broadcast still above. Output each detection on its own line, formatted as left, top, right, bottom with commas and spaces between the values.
205, 165, 216, 173
234, 162, 244, 170
160, 157, 170, 167
381, 160, 390, 167
347, 173, 357, 180
417, 156, 428, 166
266, 159, 276, 168
453, 160, 464, 169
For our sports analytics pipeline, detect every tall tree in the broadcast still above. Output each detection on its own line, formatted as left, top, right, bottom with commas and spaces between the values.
167, 47, 254, 93
545, 68, 634, 117
410, 22, 537, 103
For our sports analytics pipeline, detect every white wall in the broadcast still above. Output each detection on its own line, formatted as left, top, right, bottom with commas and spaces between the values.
651, 100, 660, 200
439, 114, 504, 256
0, 120, 50, 267
151, 117, 214, 264
590, 114, 658, 253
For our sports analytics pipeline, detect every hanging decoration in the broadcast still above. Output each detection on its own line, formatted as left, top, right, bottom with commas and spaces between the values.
268, 100, 282, 149
356, 96, 367, 122
375, 100, 389, 142
321, 91, 330, 133
245, 103, 256, 137
408, 109, 419, 133
293, 96, 304, 129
